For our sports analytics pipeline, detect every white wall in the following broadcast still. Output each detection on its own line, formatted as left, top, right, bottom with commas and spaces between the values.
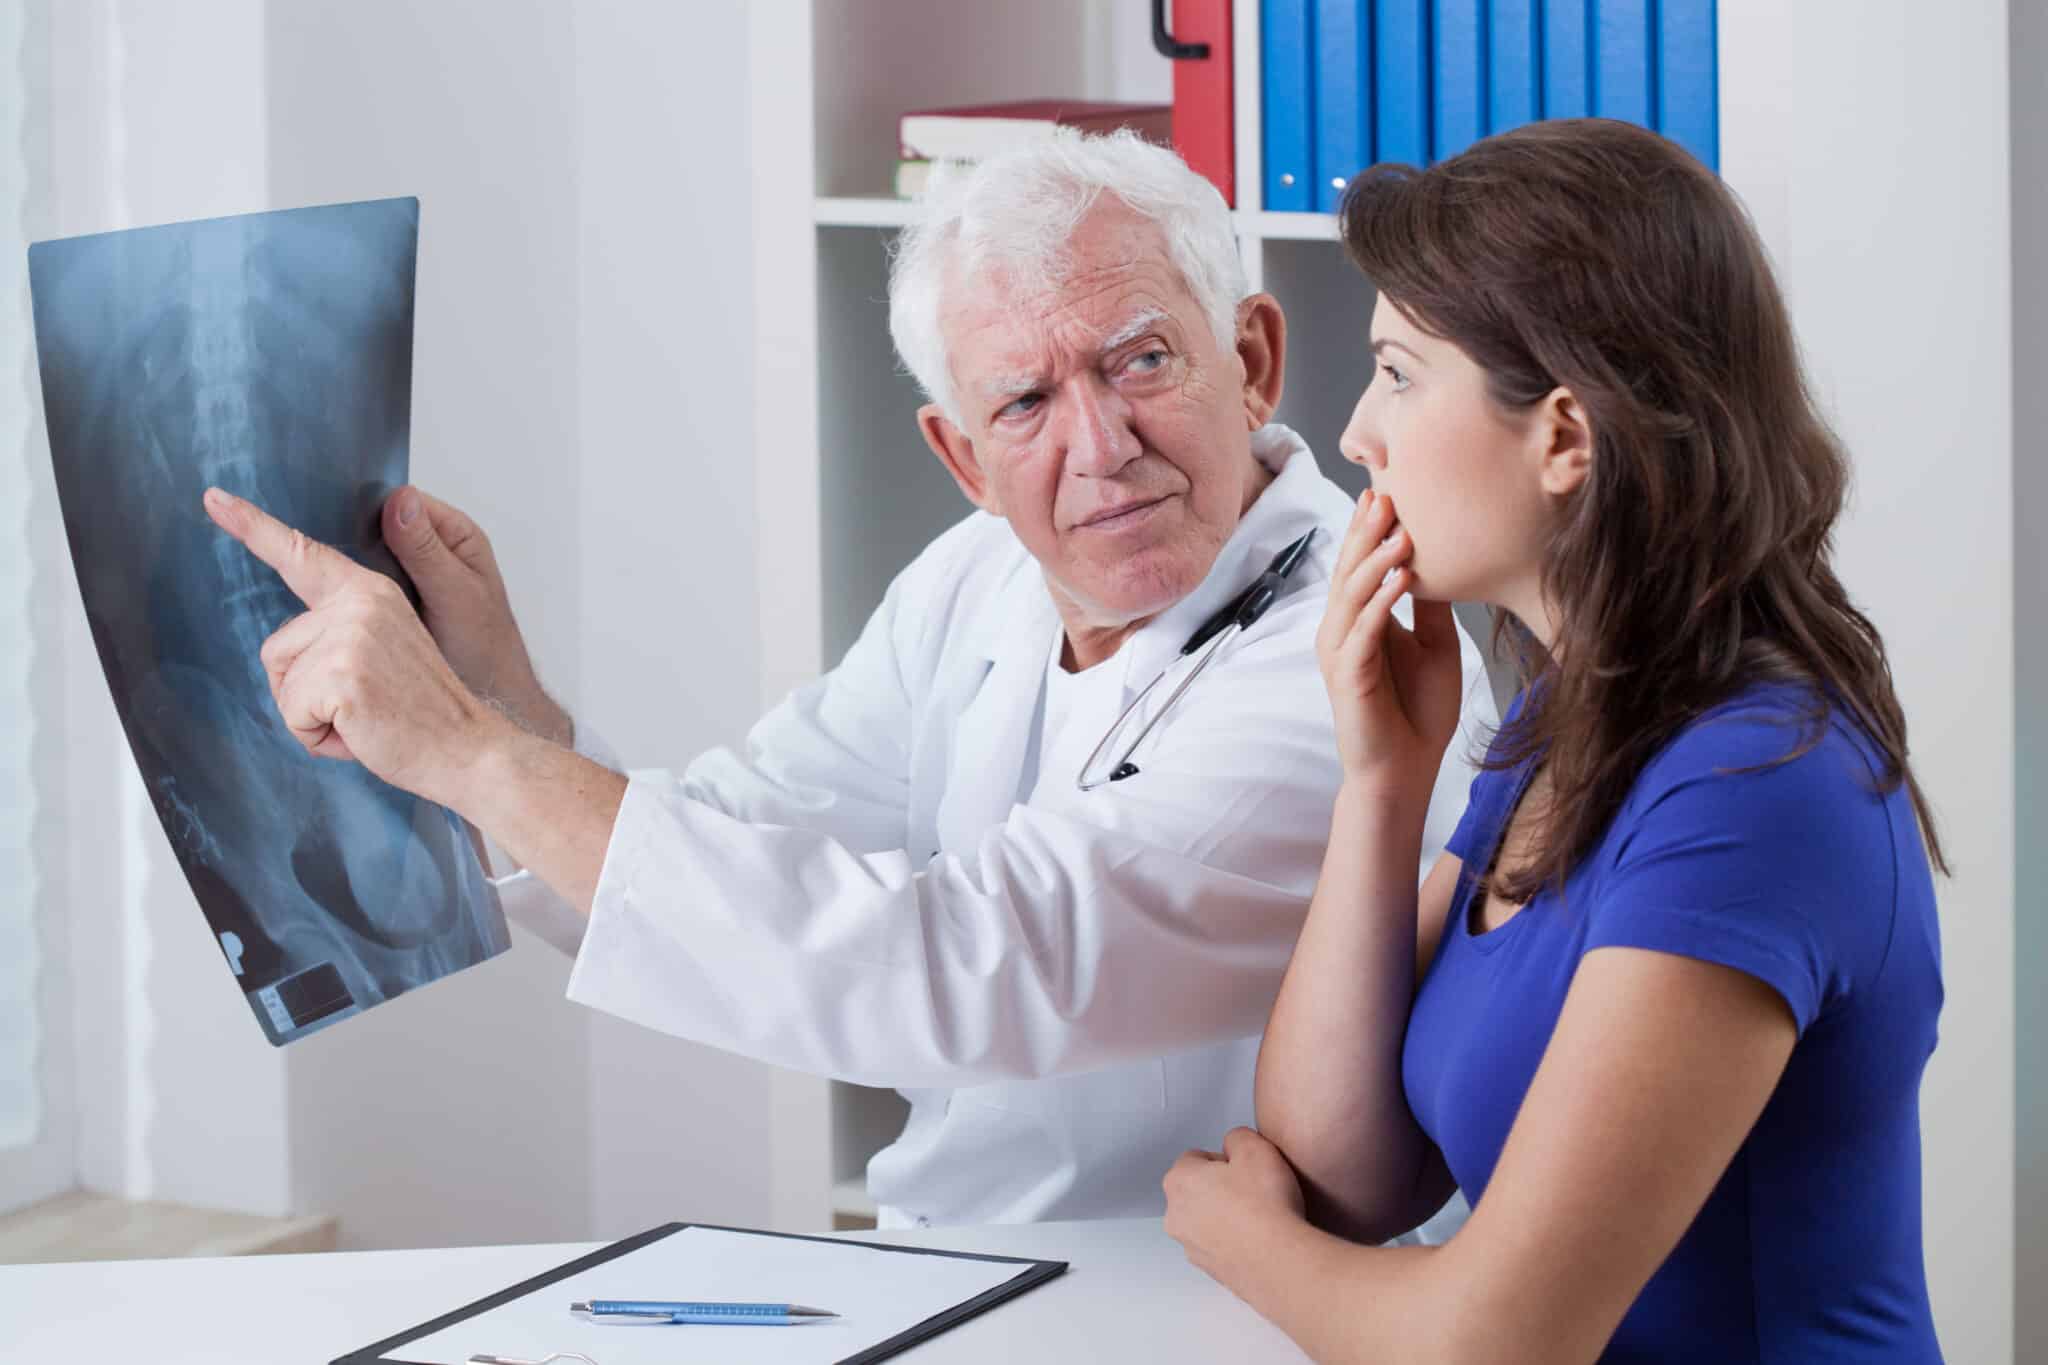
40, 0, 297, 1219
265, 0, 774, 1248
2013, 0, 2045, 1356
566, 0, 776, 1242
33, 0, 776, 1251
0, 0, 74, 1220
1722, 2, 2015, 1359
260, 0, 598, 1251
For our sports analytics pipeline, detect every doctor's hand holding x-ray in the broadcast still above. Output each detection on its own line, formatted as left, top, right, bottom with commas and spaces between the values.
366, 483, 578, 750
199, 484, 626, 919
206, 131, 1499, 1233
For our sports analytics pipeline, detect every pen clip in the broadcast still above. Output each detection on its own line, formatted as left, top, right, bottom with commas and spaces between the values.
571, 1300, 670, 1321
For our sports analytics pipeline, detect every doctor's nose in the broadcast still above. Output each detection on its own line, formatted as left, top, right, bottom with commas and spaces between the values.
1056, 384, 1140, 479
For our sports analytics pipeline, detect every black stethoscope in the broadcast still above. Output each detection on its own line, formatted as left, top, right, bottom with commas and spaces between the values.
1075, 529, 1319, 791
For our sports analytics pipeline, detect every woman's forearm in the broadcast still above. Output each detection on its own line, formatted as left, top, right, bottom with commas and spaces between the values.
1256, 782, 1433, 1237
1202, 1198, 1462, 1364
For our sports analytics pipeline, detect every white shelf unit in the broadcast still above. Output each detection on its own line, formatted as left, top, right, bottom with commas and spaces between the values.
748, 0, 1372, 1230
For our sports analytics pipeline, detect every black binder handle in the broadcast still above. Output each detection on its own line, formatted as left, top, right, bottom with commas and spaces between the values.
1151, 0, 1210, 60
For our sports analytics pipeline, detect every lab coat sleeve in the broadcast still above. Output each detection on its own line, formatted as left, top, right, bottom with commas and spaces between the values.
498, 521, 954, 955
662, 594, 918, 857
563, 591, 1496, 1091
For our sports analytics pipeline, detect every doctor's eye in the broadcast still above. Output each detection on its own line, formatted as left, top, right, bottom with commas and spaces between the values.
1127, 348, 1168, 373
998, 393, 1044, 421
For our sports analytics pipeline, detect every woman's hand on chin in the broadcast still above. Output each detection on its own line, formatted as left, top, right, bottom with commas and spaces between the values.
1317, 490, 1465, 811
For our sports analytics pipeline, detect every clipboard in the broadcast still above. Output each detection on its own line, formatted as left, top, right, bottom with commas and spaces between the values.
333, 1222, 1068, 1365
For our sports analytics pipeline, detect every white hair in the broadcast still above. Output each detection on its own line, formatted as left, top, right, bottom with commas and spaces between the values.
887, 129, 1249, 428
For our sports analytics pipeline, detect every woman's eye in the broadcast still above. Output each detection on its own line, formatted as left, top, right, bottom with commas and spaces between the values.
1379, 363, 1410, 393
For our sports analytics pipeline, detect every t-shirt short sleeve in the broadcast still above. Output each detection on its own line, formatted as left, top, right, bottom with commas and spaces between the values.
1583, 703, 1899, 1036
1444, 762, 1509, 866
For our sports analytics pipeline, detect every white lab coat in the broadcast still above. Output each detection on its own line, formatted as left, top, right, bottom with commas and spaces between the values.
501, 425, 1496, 1230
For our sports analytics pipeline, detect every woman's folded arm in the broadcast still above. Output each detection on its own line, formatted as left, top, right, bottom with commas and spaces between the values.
1255, 791, 1462, 1241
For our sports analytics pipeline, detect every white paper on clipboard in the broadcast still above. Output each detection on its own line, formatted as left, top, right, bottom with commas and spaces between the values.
393, 1226, 1034, 1365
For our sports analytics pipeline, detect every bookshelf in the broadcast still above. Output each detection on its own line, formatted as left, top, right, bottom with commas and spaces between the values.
747, 0, 1375, 1230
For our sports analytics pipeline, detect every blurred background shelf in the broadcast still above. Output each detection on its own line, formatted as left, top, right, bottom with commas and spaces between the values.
813, 195, 918, 228
1245, 210, 1340, 240
816, 195, 1345, 242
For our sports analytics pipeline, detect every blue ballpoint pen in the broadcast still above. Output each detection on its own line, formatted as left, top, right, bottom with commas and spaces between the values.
571, 1299, 839, 1325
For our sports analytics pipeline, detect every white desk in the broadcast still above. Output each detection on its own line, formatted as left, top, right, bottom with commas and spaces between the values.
0, 1216, 1307, 1363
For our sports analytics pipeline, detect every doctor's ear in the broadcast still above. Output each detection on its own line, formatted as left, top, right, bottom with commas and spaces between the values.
1234, 293, 1286, 431
919, 404, 1002, 515
1535, 387, 1593, 499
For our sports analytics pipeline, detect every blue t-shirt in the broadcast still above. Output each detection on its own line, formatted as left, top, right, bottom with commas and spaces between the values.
1404, 686, 1944, 1362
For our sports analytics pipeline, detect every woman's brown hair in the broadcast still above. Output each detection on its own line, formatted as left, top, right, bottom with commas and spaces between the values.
1339, 117, 1947, 898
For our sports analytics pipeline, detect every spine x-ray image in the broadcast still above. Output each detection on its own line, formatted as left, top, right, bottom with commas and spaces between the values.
28, 196, 510, 1046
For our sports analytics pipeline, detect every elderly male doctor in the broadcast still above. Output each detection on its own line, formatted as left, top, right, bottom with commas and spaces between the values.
203, 132, 1494, 1230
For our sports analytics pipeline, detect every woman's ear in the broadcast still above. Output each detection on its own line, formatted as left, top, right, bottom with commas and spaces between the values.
1537, 387, 1592, 497
1235, 294, 1287, 431
919, 404, 1000, 514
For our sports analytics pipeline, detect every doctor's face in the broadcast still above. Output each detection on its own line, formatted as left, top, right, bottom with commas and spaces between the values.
920, 205, 1282, 631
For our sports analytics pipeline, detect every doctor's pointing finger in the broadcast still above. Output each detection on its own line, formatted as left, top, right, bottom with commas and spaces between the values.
203, 485, 520, 810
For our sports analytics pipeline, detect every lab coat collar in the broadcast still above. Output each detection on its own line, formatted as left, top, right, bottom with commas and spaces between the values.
941, 539, 1059, 852
966, 545, 1060, 666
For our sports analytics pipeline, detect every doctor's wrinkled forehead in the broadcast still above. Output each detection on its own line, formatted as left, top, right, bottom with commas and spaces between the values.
887, 129, 1247, 428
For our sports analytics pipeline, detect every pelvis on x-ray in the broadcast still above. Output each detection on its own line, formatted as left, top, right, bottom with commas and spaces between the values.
28, 197, 509, 1045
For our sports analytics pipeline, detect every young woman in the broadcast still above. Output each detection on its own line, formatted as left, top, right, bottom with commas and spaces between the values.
1161, 118, 1946, 1363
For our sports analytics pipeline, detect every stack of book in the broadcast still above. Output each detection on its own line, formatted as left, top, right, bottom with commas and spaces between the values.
1260, 0, 1717, 214
893, 100, 1174, 199
888, 0, 1235, 206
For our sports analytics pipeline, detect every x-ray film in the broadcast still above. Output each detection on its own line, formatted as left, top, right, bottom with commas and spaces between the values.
28, 197, 510, 1045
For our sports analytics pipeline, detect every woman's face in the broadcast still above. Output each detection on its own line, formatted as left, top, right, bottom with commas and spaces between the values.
1338, 295, 1562, 611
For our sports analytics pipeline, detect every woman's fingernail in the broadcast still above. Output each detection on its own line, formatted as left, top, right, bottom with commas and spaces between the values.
397, 491, 419, 527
